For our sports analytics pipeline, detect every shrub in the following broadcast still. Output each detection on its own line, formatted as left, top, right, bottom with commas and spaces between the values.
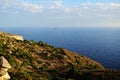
76, 60, 81, 64
37, 41, 44, 46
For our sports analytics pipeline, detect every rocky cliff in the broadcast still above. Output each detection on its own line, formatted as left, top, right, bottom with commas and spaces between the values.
0, 31, 23, 41
0, 31, 119, 80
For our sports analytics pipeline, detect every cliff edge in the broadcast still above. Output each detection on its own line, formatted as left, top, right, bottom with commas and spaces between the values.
1, 31, 119, 80
0, 31, 23, 41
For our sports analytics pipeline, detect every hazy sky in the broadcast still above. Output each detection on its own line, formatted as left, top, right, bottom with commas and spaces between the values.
0, 0, 120, 27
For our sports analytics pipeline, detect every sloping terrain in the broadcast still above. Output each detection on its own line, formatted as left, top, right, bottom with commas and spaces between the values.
0, 31, 120, 80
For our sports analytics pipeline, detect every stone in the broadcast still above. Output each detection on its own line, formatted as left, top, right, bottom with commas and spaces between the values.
0, 72, 10, 80
9, 35, 24, 41
0, 56, 12, 80
0, 69, 6, 77
0, 56, 11, 69
0, 31, 24, 41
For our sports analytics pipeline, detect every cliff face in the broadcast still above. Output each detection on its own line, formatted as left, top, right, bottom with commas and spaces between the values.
0, 31, 23, 41
7, 35, 24, 41
0, 31, 106, 80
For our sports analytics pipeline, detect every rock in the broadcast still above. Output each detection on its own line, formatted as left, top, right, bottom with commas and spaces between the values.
0, 31, 24, 41
0, 68, 6, 77
0, 56, 12, 80
9, 35, 24, 41
0, 56, 11, 69
0, 72, 10, 80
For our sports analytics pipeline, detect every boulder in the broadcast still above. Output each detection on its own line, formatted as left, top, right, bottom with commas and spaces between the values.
0, 69, 6, 77
0, 56, 12, 80
0, 56, 11, 69
0, 72, 10, 80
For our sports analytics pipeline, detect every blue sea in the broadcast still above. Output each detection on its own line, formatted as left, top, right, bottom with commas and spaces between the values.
1, 27, 120, 69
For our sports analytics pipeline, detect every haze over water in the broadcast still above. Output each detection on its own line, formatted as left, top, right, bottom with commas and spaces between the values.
1, 27, 120, 69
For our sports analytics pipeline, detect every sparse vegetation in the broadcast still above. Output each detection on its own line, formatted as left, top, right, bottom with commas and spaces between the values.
0, 31, 120, 80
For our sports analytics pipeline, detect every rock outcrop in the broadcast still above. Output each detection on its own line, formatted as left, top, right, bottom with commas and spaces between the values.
0, 31, 24, 41
0, 31, 107, 79
8, 35, 24, 41
0, 56, 12, 80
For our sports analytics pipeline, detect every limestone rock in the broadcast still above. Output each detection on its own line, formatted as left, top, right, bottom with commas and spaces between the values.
9, 35, 24, 41
0, 31, 24, 41
0, 69, 6, 77
0, 56, 12, 80
0, 56, 11, 69
0, 72, 10, 80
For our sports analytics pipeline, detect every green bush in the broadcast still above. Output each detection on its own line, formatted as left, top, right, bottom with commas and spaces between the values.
37, 41, 44, 46
76, 60, 81, 64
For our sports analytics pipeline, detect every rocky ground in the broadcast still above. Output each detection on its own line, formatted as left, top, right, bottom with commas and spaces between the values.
0, 31, 120, 80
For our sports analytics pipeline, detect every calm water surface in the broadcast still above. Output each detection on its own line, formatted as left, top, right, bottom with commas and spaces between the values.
1, 27, 120, 69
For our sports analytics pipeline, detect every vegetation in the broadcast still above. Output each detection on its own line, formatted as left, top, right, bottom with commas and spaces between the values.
0, 32, 120, 80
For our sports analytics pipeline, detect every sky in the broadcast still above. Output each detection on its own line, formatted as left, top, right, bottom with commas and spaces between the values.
0, 0, 120, 28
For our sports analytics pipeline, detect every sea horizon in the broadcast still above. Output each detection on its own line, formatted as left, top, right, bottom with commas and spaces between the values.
1, 27, 120, 69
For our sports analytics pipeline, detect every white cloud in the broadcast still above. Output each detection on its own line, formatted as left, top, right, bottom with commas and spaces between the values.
0, 0, 120, 17
54, 0, 62, 6
82, 2, 109, 10
76, 2, 120, 17
110, 3, 120, 8
0, 0, 120, 27
49, 0, 71, 13
0, 0, 43, 13
64, 7, 71, 13
21, 2, 43, 13
72, 1, 120, 11
50, 6, 55, 9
